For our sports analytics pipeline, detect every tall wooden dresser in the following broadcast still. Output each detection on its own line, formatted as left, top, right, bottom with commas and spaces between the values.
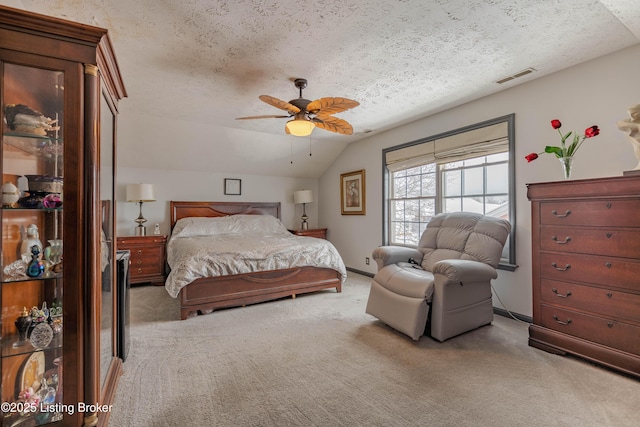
527, 175, 640, 378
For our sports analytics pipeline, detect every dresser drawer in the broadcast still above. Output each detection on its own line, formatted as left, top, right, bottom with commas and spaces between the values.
541, 279, 640, 324
540, 226, 640, 258
130, 263, 162, 277
130, 255, 163, 274
540, 200, 640, 227
129, 245, 163, 262
540, 253, 640, 293
540, 304, 640, 355
289, 228, 327, 239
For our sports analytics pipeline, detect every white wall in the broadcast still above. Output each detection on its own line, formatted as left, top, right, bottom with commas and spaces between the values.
318, 43, 640, 317
116, 167, 318, 237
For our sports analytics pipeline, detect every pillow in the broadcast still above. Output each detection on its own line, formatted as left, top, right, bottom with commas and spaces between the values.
171, 215, 289, 238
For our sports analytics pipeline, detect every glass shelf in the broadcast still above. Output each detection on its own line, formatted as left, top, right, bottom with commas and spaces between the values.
1, 332, 63, 358
1, 207, 62, 212
1, 272, 62, 284
2, 132, 63, 160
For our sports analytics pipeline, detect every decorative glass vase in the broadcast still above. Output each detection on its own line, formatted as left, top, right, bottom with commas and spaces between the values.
13, 309, 31, 347
559, 156, 573, 179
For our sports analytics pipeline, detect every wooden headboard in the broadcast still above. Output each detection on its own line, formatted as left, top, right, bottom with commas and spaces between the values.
170, 201, 281, 229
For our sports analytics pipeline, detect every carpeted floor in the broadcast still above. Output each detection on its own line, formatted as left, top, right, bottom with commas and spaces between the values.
108, 272, 639, 426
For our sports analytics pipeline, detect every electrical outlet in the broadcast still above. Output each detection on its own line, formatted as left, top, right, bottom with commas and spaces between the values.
365, 257, 370, 265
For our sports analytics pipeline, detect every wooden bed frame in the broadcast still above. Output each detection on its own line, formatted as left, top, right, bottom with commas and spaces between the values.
170, 201, 342, 319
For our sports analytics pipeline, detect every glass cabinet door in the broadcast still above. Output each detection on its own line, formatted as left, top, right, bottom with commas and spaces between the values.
2, 63, 65, 425
99, 91, 115, 391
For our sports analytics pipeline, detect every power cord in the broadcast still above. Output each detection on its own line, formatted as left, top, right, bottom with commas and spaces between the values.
491, 283, 531, 324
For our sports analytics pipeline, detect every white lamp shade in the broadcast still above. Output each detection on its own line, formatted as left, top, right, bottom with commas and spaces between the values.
126, 183, 156, 202
286, 119, 315, 136
294, 190, 313, 204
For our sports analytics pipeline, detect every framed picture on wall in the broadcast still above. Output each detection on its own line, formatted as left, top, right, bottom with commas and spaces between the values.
340, 169, 365, 215
224, 178, 241, 195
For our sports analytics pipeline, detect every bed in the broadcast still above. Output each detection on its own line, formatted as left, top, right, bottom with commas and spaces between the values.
167, 201, 346, 319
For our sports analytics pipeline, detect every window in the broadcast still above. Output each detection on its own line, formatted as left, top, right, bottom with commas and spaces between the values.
383, 115, 516, 269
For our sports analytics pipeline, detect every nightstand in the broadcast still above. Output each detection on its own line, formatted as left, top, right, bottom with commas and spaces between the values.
289, 228, 327, 239
116, 235, 167, 285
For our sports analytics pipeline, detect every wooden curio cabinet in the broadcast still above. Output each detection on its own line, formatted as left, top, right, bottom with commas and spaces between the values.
0, 6, 126, 426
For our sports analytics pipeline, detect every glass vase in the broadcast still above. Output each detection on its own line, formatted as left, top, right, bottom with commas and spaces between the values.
559, 156, 573, 179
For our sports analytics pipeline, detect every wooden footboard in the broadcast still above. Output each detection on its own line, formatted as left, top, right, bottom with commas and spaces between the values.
179, 266, 342, 320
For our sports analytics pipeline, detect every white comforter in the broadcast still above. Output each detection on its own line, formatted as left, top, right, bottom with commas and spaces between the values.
165, 215, 347, 298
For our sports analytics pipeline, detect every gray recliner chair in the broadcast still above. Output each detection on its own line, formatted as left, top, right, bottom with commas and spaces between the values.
365, 212, 511, 341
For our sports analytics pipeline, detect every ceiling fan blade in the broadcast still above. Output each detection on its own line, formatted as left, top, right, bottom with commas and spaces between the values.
259, 95, 301, 113
313, 116, 354, 135
307, 97, 359, 116
236, 115, 290, 120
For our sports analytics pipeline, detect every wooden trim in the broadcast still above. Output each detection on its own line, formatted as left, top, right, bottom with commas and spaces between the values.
527, 175, 640, 200
180, 267, 341, 320
0, 5, 106, 44
96, 358, 123, 427
529, 325, 640, 379
84, 62, 101, 422
97, 32, 127, 102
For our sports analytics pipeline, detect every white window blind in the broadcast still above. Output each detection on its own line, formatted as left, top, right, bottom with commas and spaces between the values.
386, 121, 508, 171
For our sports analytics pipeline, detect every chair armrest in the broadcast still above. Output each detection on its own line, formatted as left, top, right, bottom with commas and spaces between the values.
372, 246, 423, 270
432, 259, 497, 283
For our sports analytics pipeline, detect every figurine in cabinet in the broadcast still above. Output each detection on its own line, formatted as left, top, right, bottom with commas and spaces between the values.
1, 181, 20, 207
19, 224, 43, 261
14, 307, 32, 347
26, 246, 45, 277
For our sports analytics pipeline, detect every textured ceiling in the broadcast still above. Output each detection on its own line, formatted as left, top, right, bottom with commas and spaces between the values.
6, 0, 640, 178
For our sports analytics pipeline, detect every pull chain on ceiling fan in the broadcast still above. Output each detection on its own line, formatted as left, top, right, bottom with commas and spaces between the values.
236, 78, 359, 136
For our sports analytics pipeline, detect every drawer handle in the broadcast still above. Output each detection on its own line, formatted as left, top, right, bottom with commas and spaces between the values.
551, 209, 571, 218
606, 232, 612, 239
137, 250, 143, 255
137, 260, 142, 264
551, 288, 572, 298
605, 262, 612, 268
137, 268, 142, 273
606, 292, 613, 298
552, 315, 572, 326
551, 236, 571, 244
551, 262, 571, 271
606, 203, 612, 209
607, 322, 614, 328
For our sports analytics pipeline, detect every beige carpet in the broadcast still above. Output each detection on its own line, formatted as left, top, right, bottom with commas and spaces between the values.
108, 272, 639, 427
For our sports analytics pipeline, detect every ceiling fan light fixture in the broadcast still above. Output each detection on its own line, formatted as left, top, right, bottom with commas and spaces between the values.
286, 118, 315, 136
237, 78, 359, 136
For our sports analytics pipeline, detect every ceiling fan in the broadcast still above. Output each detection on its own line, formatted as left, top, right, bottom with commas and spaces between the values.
236, 78, 359, 136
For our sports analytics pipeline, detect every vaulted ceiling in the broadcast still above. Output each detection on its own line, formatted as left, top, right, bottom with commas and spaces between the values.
8, 0, 640, 178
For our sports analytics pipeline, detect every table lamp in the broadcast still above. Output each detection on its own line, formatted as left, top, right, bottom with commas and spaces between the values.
293, 189, 313, 230
126, 183, 156, 236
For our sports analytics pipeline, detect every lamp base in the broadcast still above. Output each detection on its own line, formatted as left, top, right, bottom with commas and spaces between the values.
134, 201, 148, 236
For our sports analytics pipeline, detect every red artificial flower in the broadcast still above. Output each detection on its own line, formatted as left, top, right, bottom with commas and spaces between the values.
584, 125, 600, 138
526, 119, 601, 163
